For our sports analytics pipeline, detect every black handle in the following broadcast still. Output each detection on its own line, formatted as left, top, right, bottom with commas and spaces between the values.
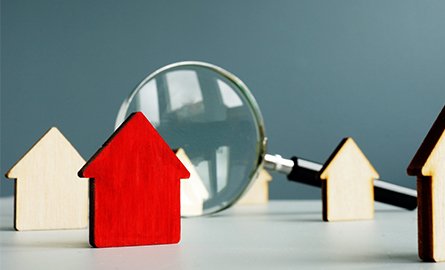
373, 181, 417, 210
286, 157, 323, 188
286, 157, 417, 210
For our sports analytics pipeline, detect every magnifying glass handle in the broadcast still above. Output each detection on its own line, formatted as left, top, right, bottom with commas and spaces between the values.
264, 154, 417, 210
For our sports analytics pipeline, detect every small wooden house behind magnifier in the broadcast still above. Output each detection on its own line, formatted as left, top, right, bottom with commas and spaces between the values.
175, 148, 209, 216
237, 169, 272, 205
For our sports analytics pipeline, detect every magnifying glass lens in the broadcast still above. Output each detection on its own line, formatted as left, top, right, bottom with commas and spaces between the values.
116, 63, 266, 215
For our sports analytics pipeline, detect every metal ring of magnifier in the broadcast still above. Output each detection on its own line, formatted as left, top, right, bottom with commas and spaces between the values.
116, 61, 268, 216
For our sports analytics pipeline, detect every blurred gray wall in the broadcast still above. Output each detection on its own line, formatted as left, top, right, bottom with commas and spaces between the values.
2, 0, 445, 199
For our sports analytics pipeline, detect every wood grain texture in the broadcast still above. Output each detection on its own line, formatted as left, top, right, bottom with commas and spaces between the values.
407, 105, 445, 262
175, 149, 209, 217
5, 127, 88, 231
319, 137, 378, 222
78, 112, 190, 248
237, 169, 272, 205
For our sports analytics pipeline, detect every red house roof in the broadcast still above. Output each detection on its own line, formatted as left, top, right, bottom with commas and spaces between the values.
79, 112, 189, 180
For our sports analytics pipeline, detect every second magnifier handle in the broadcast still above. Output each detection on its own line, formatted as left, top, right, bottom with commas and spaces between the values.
264, 154, 417, 210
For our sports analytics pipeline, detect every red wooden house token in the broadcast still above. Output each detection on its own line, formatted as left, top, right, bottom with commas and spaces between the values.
78, 112, 190, 248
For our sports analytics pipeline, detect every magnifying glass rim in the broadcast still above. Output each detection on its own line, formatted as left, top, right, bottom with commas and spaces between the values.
115, 61, 268, 215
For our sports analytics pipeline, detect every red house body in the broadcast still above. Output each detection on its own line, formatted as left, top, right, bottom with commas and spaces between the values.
78, 112, 190, 248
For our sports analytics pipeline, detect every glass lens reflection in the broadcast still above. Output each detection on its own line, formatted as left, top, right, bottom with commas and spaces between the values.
122, 64, 263, 214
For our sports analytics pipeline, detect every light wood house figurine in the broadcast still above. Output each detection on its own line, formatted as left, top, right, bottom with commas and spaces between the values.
175, 148, 209, 216
237, 169, 273, 205
319, 137, 379, 221
407, 106, 445, 262
5, 127, 88, 231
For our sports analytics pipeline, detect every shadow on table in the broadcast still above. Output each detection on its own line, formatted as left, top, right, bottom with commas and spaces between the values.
294, 251, 420, 265
376, 208, 417, 213
208, 209, 321, 223
209, 209, 320, 217
386, 252, 421, 263
341, 252, 420, 264
1, 238, 90, 249
2, 228, 90, 249
273, 217, 320, 223
16, 240, 90, 249
89, 244, 182, 268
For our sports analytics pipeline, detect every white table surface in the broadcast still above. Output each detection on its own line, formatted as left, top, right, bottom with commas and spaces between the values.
1, 197, 443, 269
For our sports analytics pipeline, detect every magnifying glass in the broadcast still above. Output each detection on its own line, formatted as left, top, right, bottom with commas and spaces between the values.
115, 61, 417, 216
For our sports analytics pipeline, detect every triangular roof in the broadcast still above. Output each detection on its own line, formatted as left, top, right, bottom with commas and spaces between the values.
5, 127, 84, 179
319, 137, 379, 180
256, 169, 272, 183
79, 112, 189, 180
408, 106, 445, 176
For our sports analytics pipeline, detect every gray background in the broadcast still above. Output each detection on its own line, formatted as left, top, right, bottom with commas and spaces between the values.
1, 0, 444, 199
